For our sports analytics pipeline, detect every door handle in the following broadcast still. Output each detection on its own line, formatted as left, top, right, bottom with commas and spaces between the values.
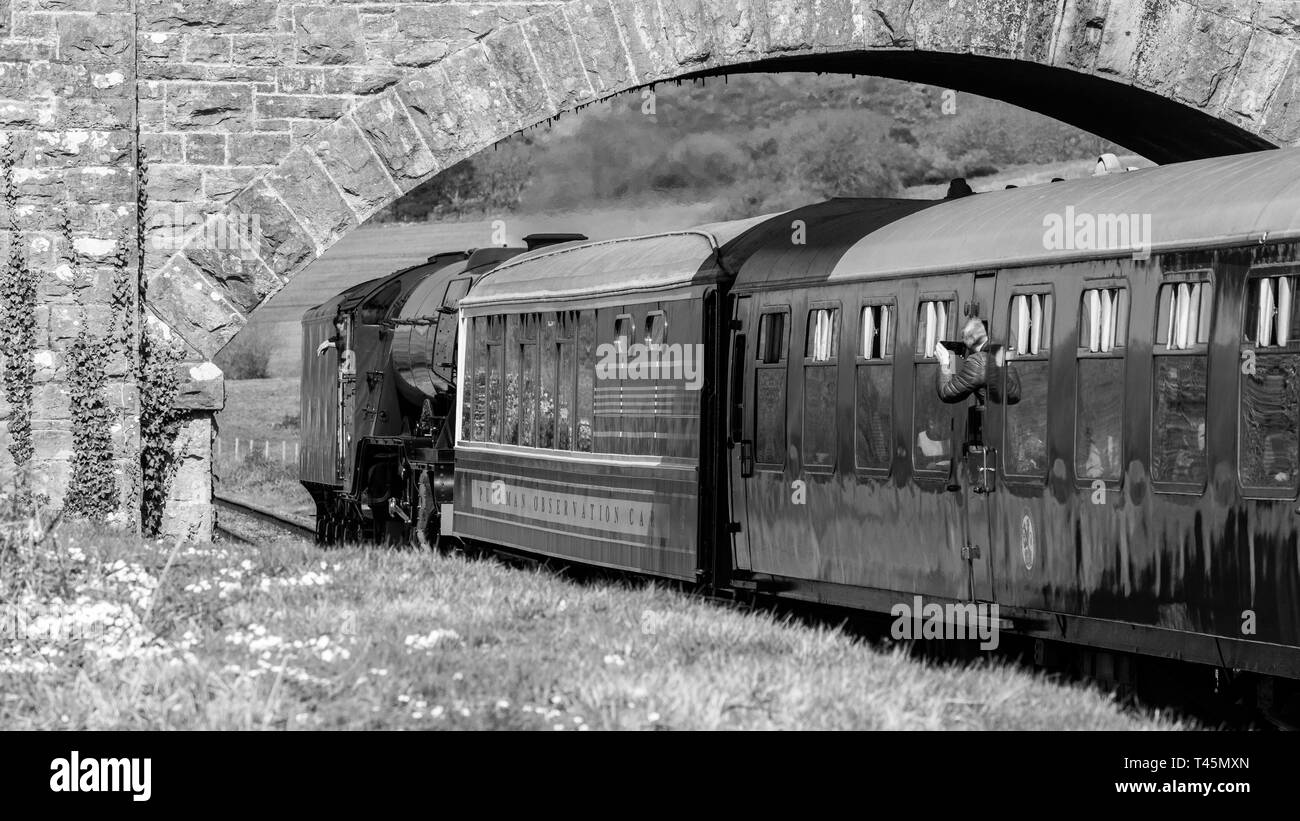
740, 440, 755, 478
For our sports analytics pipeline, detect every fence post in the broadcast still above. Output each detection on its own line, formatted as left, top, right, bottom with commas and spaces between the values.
264, 440, 269, 459
282, 440, 287, 461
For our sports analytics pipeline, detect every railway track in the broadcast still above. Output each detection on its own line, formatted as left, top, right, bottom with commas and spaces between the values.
213, 493, 315, 542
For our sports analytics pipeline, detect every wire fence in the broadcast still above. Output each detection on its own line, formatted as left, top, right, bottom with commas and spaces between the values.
217, 438, 300, 463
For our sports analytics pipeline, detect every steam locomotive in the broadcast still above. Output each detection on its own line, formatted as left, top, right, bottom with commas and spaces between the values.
298, 234, 585, 547
303, 149, 1300, 710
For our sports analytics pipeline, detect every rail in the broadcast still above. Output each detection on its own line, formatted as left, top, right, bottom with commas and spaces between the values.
213, 493, 315, 541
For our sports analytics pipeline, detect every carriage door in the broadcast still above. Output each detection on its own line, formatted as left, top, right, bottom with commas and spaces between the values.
956, 272, 999, 602
727, 295, 754, 570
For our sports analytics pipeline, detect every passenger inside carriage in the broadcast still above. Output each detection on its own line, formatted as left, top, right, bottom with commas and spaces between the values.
917, 413, 952, 469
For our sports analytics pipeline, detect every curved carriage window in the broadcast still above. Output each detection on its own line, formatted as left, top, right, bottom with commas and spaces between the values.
1006, 290, 1053, 477
755, 309, 789, 466
576, 310, 596, 452
645, 311, 667, 346
856, 301, 893, 471
1240, 274, 1300, 492
804, 306, 839, 467
1076, 288, 1128, 481
1151, 279, 1211, 486
614, 314, 633, 352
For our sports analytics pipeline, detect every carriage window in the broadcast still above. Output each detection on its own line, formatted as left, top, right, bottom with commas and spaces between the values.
576, 310, 596, 452
1241, 274, 1300, 492
1006, 290, 1052, 477
539, 313, 558, 448
757, 311, 786, 364
518, 314, 537, 447
915, 299, 953, 358
804, 306, 838, 466
645, 311, 667, 346
755, 309, 789, 466
856, 301, 893, 471
1076, 288, 1128, 481
1243, 275, 1300, 347
859, 304, 893, 360
1079, 288, 1128, 353
556, 312, 576, 451
1010, 292, 1054, 355
806, 308, 838, 362
615, 314, 633, 351
1155, 281, 1212, 350
1152, 279, 1211, 485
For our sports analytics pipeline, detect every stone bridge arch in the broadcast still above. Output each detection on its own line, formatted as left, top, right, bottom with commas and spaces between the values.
146, 0, 1300, 360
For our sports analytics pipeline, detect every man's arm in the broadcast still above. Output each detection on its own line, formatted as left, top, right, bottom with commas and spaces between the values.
937, 353, 987, 403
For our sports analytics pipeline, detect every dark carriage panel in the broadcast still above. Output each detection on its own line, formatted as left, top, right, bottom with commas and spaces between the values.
453, 448, 699, 579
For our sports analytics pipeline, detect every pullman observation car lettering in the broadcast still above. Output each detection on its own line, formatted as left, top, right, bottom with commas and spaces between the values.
470, 479, 655, 536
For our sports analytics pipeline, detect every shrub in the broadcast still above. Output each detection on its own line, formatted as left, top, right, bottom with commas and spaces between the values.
215, 324, 275, 380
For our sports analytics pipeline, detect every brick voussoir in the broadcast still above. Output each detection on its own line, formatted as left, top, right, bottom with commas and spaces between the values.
146, 252, 247, 359
263, 146, 357, 249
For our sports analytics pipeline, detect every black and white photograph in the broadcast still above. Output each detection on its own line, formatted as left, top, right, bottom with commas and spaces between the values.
0, 0, 1296, 801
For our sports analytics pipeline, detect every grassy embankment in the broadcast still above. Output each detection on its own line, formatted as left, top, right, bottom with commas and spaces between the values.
1, 510, 1185, 730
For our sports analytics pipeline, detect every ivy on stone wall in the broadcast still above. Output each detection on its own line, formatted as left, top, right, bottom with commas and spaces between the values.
134, 147, 182, 536
139, 329, 181, 536
62, 212, 122, 520
0, 146, 36, 476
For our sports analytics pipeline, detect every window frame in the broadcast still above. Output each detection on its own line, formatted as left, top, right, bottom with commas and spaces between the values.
644, 309, 667, 347
756, 308, 789, 365
754, 306, 790, 470
911, 291, 958, 479
1002, 284, 1056, 482
802, 299, 841, 472
1150, 269, 1214, 495
1073, 279, 1129, 490
1238, 263, 1300, 499
803, 302, 841, 365
855, 296, 896, 478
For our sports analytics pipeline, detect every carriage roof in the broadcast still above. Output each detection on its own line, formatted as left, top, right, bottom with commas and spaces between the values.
793, 148, 1300, 286
457, 213, 777, 308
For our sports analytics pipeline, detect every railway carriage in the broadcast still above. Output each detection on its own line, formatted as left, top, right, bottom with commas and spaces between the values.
450, 218, 772, 578
722, 151, 1300, 681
